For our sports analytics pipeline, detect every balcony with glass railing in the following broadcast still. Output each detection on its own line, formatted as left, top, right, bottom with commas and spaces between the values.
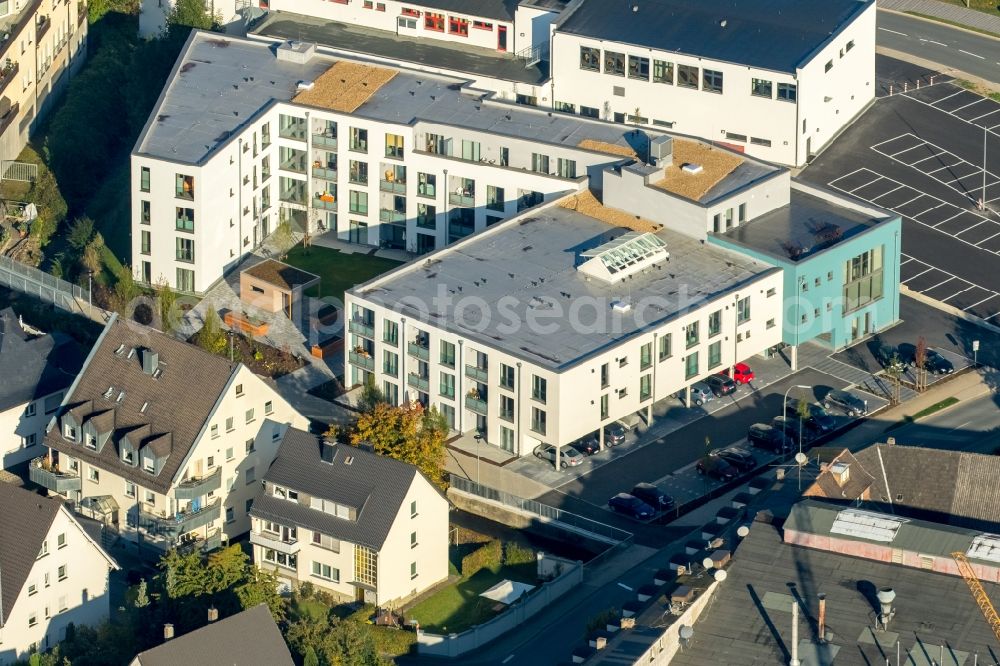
174, 467, 222, 501
349, 349, 375, 370
465, 393, 487, 414
408, 340, 429, 360
139, 499, 221, 539
29, 457, 81, 493
465, 364, 488, 383
407, 373, 429, 391
380, 209, 406, 223
349, 318, 375, 338
250, 530, 301, 555
312, 132, 337, 149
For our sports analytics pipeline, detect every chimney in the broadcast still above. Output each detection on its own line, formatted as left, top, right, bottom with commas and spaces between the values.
321, 439, 336, 464
817, 593, 826, 643
877, 587, 896, 629
141, 349, 159, 375
886, 437, 896, 446
163, 623, 174, 641
208, 607, 219, 623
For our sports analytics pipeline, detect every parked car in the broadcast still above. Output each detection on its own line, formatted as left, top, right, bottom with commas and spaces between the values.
696, 454, 738, 481
704, 374, 737, 397
747, 423, 792, 453
534, 444, 585, 468
688, 382, 715, 406
713, 447, 758, 473
602, 422, 627, 446
823, 388, 869, 417
631, 482, 675, 511
570, 436, 600, 456
608, 493, 655, 520
724, 362, 756, 384
898, 343, 954, 375
784, 399, 837, 434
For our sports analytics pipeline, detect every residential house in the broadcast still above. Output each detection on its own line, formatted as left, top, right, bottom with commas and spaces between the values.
35, 314, 309, 554
0, 482, 118, 665
249, 426, 448, 606
0, 308, 83, 469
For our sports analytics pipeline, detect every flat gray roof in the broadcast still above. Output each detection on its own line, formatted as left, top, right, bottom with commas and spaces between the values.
351, 203, 777, 371
719, 188, 891, 263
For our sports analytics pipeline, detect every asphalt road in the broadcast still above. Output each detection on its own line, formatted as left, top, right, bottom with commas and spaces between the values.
877, 10, 1000, 84
887, 391, 1000, 453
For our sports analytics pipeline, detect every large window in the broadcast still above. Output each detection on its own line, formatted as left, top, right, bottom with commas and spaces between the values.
685, 352, 699, 379
708, 310, 721, 337
175, 237, 194, 263
176, 207, 194, 232
440, 340, 455, 367
843, 246, 884, 313
702, 69, 723, 93
708, 342, 722, 369
777, 83, 797, 102
140, 166, 150, 192
385, 133, 404, 159
417, 172, 436, 198
659, 334, 672, 361
685, 321, 699, 348
640, 342, 652, 369
751, 78, 772, 98
677, 64, 699, 89
349, 190, 368, 214
439, 372, 455, 399
355, 545, 377, 586
425, 12, 444, 31
461, 140, 480, 162
580, 46, 600, 71
653, 60, 673, 84
349, 160, 368, 185
737, 296, 751, 323
499, 363, 514, 390
350, 127, 368, 152
530, 407, 546, 435
640, 374, 652, 401
531, 153, 549, 174
176, 268, 195, 293
499, 395, 514, 422
628, 55, 649, 80
448, 16, 469, 36
311, 561, 340, 582
557, 158, 577, 179
532, 375, 547, 403
487, 185, 504, 212
604, 51, 625, 76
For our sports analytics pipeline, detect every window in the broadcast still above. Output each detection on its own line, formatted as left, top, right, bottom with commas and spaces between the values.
411, 561, 418, 579
659, 334, 672, 361
653, 60, 673, 84
265, 400, 273, 415
531, 153, 549, 174
639, 373, 652, 401
385, 133, 404, 159
580, 105, 599, 118
226, 507, 234, 523
417, 172, 436, 198
843, 246, 885, 313
425, 11, 444, 31
499, 395, 514, 422
557, 158, 577, 179
383, 350, 399, 377
500, 425, 515, 452
677, 64, 699, 89
210, 424, 219, 439
350, 127, 368, 152
175, 237, 194, 263
410, 531, 418, 548
767, 318, 776, 329
601, 362, 609, 388
140, 166, 150, 192
28, 613, 37, 627
246, 438, 255, 454
846, 39, 855, 52
355, 545, 378, 586
349, 190, 368, 214
226, 447, 234, 461
737, 296, 751, 323
767, 287, 776, 297
28, 583, 37, 596
88, 468, 99, 482
440, 372, 455, 399
38, 541, 48, 558
708, 310, 722, 338
825, 60, 833, 73
349, 160, 368, 185
263, 549, 297, 569
531, 407, 546, 435
461, 140, 480, 161
604, 51, 625, 76
499, 363, 514, 390
225, 417, 234, 432
145, 490, 155, 504
57, 533, 66, 549
487, 185, 504, 212
628, 55, 649, 80
411, 500, 418, 518
311, 561, 339, 581
685, 352, 699, 379
448, 15, 469, 36
384, 320, 399, 345
175, 207, 194, 232
312, 532, 341, 552
246, 408, 255, 424
57, 565, 67, 581
777, 83, 797, 102
640, 342, 652, 369
751, 78, 773, 98
708, 341, 722, 369
580, 46, 600, 71
725, 132, 747, 143
63, 422, 77, 441
246, 467, 256, 484
141, 200, 151, 225
703, 69, 723, 93
125, 481, 136, 498
686, 322, 699, 348
176, 267, 195, 293
532, 375, 547, 403
472, 20, 492, 29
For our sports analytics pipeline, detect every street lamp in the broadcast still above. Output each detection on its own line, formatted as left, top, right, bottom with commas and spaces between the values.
473, 431, 483, 486
87, 270, 93, 310
782, 384, 811, 457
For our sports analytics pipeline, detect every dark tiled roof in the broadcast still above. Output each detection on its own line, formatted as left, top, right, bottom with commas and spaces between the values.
419, 0, 519, 22
242, 259, 319, 291
132, 604, 293, 666
555, 0, 873, 73
672, 523, 1000, 666
251, 428, 419, 550
807, 449, 876, 501
0, 308, 83, 412
44, 316, 237, 494
0, 483, 61, 625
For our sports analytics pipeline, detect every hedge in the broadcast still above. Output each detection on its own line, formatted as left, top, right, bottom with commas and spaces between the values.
461, 539, 502, 576
503, 542, 536, 567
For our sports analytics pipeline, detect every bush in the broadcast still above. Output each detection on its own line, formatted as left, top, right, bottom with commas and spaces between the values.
461, 539, 502, 576
503, 542, 536, 567
451, 526, 490, 546
585, 608, 620, 635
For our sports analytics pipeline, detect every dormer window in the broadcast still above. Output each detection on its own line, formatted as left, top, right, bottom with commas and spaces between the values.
121, 449, 134, 464
85, 433, 97, 450
142, 456, 155, 473
63, 424, 77, 442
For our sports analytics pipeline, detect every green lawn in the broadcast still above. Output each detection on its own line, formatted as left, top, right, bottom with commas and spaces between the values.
406, 562, 537, 634
283, 244, 403, 304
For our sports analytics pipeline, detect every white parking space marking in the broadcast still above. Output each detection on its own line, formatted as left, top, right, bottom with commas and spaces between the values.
932, 211, 965, 228
929, 90, 964, 105
902, 86, 1000, 137
895, 254, 1000, 320
941, 286, 974, 302
956, 220, 988, 236
953, 98, 990, 113
871, 132, 1000, 203
871, 185, 904, 200
913, 203, 946, 217
970, 109, 1000, 123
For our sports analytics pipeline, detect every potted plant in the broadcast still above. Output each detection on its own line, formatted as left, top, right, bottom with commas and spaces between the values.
467, 389, 481, 400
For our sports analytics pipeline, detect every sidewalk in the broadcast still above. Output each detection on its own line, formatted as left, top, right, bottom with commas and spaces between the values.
879, 0, 1000, 36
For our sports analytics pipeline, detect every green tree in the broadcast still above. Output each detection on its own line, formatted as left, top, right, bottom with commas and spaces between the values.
134, 578, 150, 608
166, 0, 214, 37
302, 646, 320, 666
157, 280, 177, 332
195, 307, 228, 355
235, 566, 286, 622
357, 376, 386, 413
351, 401, 449, 489
271, 220, 296, 260
67, 216, 95, 251
160, 547, 210, 599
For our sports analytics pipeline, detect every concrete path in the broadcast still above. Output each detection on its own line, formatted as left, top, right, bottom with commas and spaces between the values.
880, 0, 1000, 35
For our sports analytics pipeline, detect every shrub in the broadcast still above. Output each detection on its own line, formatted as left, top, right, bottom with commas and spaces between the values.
585, 608, 620, 635
451, 526, 490, 546
461, 539, 502, 576
503, 542, 536, 567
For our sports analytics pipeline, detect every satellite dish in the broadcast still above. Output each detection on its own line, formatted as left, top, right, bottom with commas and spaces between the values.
714, 569, 728, 582
737, 525, 750, 537
794, 452, 808, 465
679, 625, 694, 640
702, 557, 715, 570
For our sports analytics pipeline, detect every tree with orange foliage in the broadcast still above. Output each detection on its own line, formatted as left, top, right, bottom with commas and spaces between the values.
350, 401, 449, 490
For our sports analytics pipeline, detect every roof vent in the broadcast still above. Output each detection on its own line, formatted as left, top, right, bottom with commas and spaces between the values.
127, 348, 136, 359
103, 386, 114, 398
140, 401, 149, 414
141, 349, 159, 376
113, 343, 126, 356
720, 19, 727, 27
117, 390, 126, 404
611, 300, 632, 313
297, 80, 315, 91
276, 40, 316, 65
649, 135, 673, 167
344, 455, 354, 466
681, 163, 704, 175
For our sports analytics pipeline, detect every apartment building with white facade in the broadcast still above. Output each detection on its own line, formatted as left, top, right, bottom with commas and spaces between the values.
0, 308, 82, 469
550, 0, 876, 166
0, 0, 87, 164
131, 32, 687, 293
34, 315, 309, 554
345, 192, 786, 458
0, 482, 118, 664
249, 427, 448, 606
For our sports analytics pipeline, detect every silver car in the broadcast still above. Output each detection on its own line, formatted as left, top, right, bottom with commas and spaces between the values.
689, 382, 715, 406
533, 443, 585, 469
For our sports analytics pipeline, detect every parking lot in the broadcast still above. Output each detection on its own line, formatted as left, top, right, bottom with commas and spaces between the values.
800, 75, 1000, 324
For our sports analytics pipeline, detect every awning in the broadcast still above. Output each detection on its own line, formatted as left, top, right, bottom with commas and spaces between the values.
480, 580, 535, 605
